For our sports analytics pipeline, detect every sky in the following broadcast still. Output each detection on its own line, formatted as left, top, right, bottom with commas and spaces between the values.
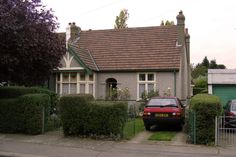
41, 0, 236, 69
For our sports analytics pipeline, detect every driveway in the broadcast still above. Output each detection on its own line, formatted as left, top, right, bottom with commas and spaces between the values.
0, 130, 235, 157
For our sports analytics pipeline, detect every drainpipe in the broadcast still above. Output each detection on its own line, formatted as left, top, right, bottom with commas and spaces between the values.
174, 69, 176, 96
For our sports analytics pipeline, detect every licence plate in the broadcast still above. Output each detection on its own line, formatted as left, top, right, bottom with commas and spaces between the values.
155, 113, 168, 117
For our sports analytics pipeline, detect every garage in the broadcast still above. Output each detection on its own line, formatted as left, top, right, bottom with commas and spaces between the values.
212, 85, 236, 106
208, 69, 236, 106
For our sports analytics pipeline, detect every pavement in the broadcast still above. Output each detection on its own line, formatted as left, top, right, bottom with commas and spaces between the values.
0, 130, 236, 157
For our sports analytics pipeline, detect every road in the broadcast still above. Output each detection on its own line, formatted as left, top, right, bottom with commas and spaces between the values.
0, 132, 236, 157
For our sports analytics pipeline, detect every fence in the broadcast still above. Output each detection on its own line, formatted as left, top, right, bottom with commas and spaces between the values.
215, 116, 236, 146
188, 110, 196, 144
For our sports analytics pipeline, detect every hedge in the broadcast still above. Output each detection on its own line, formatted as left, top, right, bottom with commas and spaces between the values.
190, 94, 222, 145
87, 101, 128, 136
59, 94, 94, 135
0, 94, 50, 134
59, 95, 128, 138
0, 86, 58, 113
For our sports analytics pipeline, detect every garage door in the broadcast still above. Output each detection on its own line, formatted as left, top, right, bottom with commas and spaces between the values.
213, 85, 236, 107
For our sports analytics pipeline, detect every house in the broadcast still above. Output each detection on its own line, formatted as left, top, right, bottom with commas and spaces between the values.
52, 11, 191, 101
208, 69, 236, 106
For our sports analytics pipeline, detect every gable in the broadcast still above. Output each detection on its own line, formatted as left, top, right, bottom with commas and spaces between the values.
59, 51, 82, 68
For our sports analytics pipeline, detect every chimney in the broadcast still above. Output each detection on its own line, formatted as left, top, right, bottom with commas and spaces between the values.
66, 22, 81, 44
185, 28, 190, 63
176, 10, 185, 46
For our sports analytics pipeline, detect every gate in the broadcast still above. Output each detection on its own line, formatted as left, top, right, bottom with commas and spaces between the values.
215, 116, 236, 146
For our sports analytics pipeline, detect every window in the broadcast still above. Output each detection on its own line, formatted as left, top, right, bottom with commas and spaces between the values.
148, 74, 154, 81
57, 72, 95, 96
70, 73, 77, 82
62, 73, 69, 82
80, 73, 85, 81
89, 84, 93, 95
62, 83, 69, 94
137, 73, 156, 99
80, 84, 85, 94
139, 74, 145, 81
139, 84, 145, 98
89, 74, 93, 81
70, 83, 77, 94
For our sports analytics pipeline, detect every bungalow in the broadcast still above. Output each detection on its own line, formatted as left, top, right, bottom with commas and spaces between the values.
52, 11, 191, 101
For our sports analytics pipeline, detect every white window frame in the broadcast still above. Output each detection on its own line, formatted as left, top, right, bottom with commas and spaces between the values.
137, 73, 156, 100
56, 72, 95, 97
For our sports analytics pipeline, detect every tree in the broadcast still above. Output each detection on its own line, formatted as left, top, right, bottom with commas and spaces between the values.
209, 60, 217, 69
0, 0, 65, 86
201, 56, 209, 68
192, 57, 226, 95
160, 20, 175, 26
114, 9, 129, 29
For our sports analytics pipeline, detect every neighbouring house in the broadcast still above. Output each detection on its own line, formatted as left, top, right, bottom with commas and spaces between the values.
208, 69, 236, 106
51, 11, 191, 101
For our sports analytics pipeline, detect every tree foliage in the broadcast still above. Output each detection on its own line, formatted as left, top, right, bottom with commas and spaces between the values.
114, 9, 129, 29
192, 56, 226, 80
160, 20, 175, 26
0, 0, 66, 86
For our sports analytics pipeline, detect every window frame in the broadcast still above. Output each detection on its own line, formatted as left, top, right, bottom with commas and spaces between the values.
137, 72, 156, 100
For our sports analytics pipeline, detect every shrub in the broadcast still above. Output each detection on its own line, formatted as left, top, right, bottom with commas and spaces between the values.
59, 94, 128, 138
0, 86, 58, 114
87, 101, 128, 137
18, 94, 50, 134
190, 94, 222, 145
0, 94, 50, 134
59, 94, 94, 136
0, 99, 21, 133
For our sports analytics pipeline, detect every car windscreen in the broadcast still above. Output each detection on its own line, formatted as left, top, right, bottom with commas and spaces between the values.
147, 98, 177, 107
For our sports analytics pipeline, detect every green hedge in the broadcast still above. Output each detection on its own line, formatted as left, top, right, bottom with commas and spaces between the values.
87, 101, 128, 136
59, 94, 94, 135
190, 94, 222, 145
0, 94, 50, 134
0, 86, 58, 113
0, 99, 21, 133
59, 95, 128, 138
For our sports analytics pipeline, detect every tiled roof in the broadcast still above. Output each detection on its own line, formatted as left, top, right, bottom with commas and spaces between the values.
74, 25, 181, 71
70, 44, 99, 71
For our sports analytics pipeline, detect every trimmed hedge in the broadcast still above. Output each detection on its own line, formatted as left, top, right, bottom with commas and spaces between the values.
0, 94, 50, 134
59, 95, 128, 138
0, 86, 58, 113
87, 101, 128, 136
59, 94, 94, 135
0, 99, 20, 133
190, 94, 222, 145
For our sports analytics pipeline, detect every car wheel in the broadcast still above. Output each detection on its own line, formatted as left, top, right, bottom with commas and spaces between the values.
145, 124, 151, 131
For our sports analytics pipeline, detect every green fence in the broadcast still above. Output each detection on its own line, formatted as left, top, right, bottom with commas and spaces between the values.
188, 110, 196, 144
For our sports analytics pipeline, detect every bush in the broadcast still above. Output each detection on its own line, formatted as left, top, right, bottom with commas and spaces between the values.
59, 94, 128, 138
59, 94, 94, 136
0, 86, 58, 114
87, 101, 128, 137
190, 94, 222, 145
0, 94, 50, 134
0, 99, 20, 133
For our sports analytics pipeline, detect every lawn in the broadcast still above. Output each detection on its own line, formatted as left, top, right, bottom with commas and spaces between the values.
148, 131, 177, 141
123, 118, 144, 140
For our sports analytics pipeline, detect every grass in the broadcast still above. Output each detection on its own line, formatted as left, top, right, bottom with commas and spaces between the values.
148, 131, 177, 141
123, 118, 144, 140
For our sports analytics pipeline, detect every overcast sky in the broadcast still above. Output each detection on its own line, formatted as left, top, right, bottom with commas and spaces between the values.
41, 0, 236, 69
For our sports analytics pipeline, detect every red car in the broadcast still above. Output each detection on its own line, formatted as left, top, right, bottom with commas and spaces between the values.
142, 96, 185, 130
